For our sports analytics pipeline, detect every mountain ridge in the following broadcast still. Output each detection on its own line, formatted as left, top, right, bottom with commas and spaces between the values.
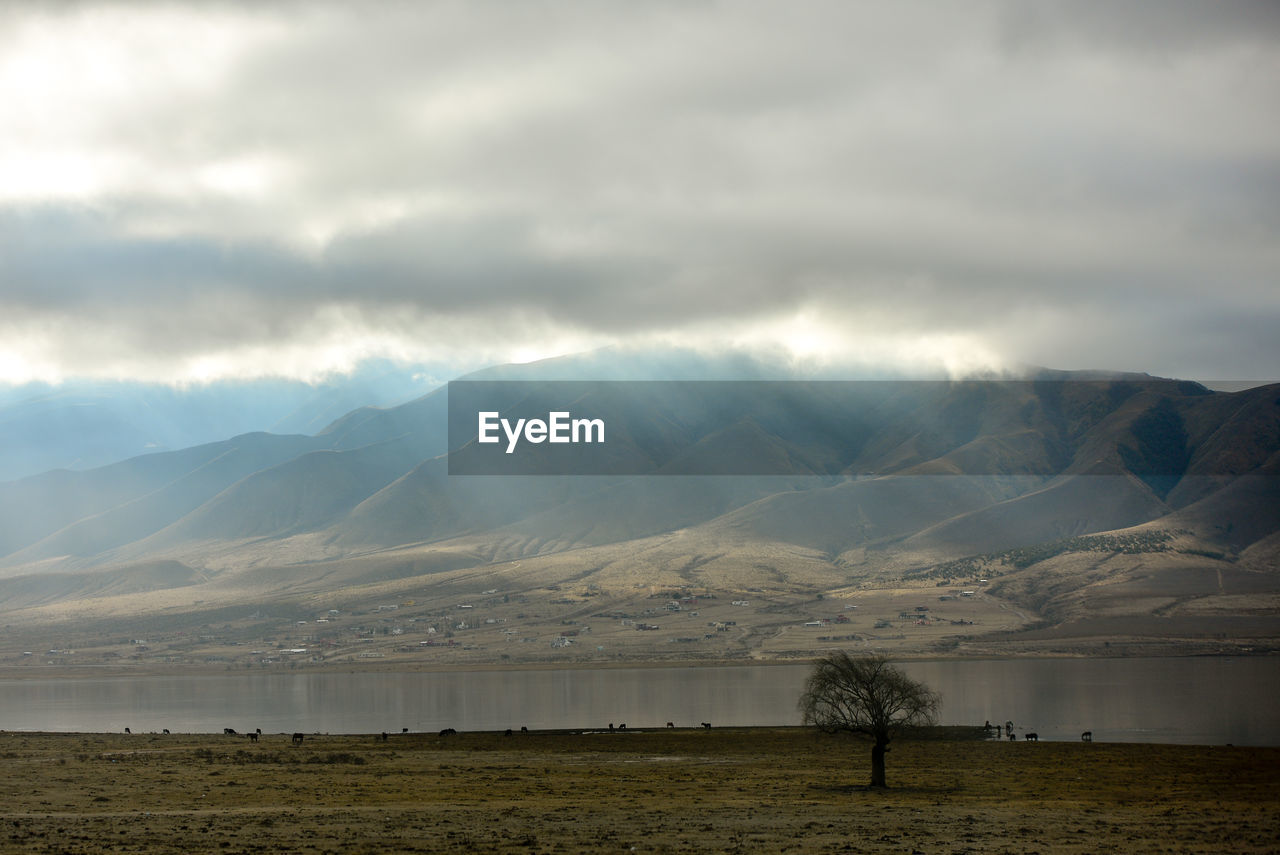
0, 353, 1275, 663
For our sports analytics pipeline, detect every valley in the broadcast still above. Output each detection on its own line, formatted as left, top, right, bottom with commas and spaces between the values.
3, 528, 1276, 677
0, 365, 1276, 667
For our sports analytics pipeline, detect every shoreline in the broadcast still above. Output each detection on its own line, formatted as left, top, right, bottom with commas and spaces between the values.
0, 647, 1274, 682
0, 725, 1270, 748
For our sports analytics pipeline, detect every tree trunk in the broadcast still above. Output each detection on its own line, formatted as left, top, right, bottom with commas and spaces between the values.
870, 737, 888, 788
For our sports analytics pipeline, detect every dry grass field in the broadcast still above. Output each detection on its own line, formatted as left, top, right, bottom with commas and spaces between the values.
1, 727, 1276, 854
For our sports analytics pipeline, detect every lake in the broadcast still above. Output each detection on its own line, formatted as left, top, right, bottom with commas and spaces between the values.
1, 657, 1276, 744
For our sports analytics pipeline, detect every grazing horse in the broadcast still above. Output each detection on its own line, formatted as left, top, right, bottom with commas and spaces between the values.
1025, 732, 1038, 742
618, 723, 627, 731
291, 732, 305, 745
667, 722, 675, 728
224, 728, 237, 735
439, 727, 457, 736
402, 728, 409, 734
247, 732, 259, 743
124, 728, 131, 734
701, 722, 711, 729
1081, 731, 1093, 742
520, 726, 528, 733
1008, 733, 1017, 741
162, 729, 170, 735
504, 729, 513, 737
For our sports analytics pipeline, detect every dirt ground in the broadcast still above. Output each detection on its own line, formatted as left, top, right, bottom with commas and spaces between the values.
1, 728, 1276, 854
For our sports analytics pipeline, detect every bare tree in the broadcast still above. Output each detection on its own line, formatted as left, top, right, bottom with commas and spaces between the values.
799, 652, 941, 788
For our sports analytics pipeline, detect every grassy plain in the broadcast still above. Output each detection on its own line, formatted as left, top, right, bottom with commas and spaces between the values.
1, 727, 1276, 854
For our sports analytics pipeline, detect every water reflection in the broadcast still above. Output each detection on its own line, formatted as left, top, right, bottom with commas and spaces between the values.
1, 657, 1275, 745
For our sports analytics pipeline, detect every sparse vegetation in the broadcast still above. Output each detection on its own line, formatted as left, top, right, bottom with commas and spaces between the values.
910, 529, 1196, 581
0, 729, 1274, 853
799, 653, 940, 788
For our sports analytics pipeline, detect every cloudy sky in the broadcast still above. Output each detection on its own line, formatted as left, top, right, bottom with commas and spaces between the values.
1, 0, 1277, 385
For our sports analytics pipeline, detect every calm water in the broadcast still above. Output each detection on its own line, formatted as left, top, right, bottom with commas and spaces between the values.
0, 658, 1276, 744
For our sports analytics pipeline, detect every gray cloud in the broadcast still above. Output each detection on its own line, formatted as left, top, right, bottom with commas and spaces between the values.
0, 1, 1277, 383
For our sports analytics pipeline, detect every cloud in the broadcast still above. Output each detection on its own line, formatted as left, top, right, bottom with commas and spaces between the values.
0, 1, 1277, 384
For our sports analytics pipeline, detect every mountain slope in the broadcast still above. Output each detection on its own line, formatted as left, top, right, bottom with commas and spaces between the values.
0, 355, 1274, 652
139, 436, 440, 548
0, 364, 440, 481
0, 433, 328, 567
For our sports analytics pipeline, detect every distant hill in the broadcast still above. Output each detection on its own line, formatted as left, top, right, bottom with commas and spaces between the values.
0, 361, 445, 482
0, 350, 1275, 657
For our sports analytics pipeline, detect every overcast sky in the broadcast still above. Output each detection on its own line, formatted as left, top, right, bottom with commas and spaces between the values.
1, 1, 1277, 385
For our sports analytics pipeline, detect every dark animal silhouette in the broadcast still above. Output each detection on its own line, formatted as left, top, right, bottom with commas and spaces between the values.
520, 726, 528, 733
1081, 731, 1093, 742
667, 722, 675, 728
402, 728, 409, 733
1008, 733, 1017, 741
439, 727, 457, 736
1025, 732, 1038, 742
291, 732, 304, 745
701, 722, 711, 729
504, 729, 513, 737
379, 732, 388, 742
224, 728, 237, 735
162, 729, 170, 735
609, 723, 615, 732
124, 727, 131, 734
247, 732, 259, 743
618, 723, 626, 731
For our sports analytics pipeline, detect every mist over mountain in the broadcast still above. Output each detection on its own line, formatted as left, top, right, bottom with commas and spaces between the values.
0, 360, 446, 482
0, 349, 1276, 659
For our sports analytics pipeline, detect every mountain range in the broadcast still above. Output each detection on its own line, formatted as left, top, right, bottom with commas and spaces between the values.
0, 360, 448, 482
0, 350, 1276, 660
